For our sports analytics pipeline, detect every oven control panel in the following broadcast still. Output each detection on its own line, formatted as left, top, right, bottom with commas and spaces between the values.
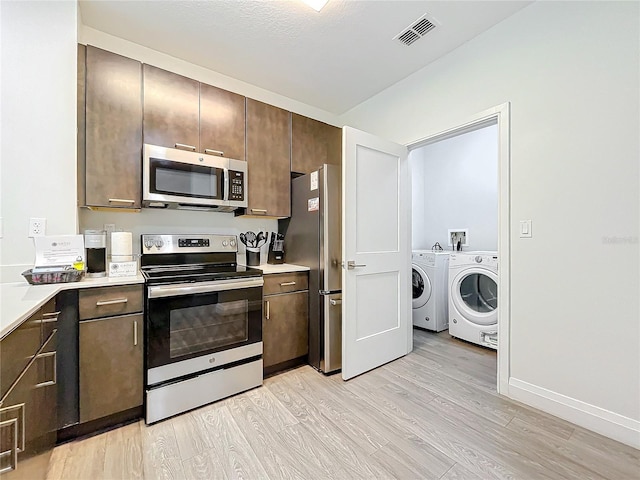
141, 234, 238, 254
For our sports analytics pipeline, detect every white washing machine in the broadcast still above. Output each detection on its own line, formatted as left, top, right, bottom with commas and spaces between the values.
448, 251, 498, 349
412, 251, 450, 332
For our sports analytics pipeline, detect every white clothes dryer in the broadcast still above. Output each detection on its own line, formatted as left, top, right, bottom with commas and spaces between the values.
448, 252, 498, 349
412, 251, 450, 332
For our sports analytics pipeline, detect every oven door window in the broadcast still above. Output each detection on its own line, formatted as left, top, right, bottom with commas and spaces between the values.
149, 158, 224, 200
169, 299, 248, 358
147, 286, 262, 369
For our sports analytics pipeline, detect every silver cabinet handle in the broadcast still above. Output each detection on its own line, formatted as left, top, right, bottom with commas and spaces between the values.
133, 320, 138, 346
175, 143, 196, 151
280, 281, 296, 286
204, 148, 224, 156
41, 311, 60, 323
345, 260, 366, 270
251, 209, 268, 214
108, 198, 136, 204
0, 417, 18, 474
330, 299, 342, 306
0, 403, 25, 474
35, 351, 57, 388
265, 300, 270, 320
96, 298, 128, 306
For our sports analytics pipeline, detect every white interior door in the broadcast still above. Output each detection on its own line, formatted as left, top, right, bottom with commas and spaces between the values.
342, 126, 411, 380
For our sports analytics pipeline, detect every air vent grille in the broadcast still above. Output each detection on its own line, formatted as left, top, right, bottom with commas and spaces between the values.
412, 18, 436, 36
394, 13, 438, 47
397, 30, 421, 46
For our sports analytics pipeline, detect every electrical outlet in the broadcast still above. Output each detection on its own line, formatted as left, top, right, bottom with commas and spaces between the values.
104, 224, 116, 235
28, 217, 47, 237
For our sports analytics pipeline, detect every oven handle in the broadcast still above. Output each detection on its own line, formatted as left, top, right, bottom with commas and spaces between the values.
148, 277, 264, 298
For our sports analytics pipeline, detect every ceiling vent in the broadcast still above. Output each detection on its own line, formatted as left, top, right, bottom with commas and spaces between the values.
394, 13, 437, 46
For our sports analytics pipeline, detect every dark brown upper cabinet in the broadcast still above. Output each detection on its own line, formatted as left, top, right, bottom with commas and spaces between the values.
83, 46, 143, 209
245, 99, 291, 218
200, 83, 246, 161
143, 64, 200, 152
143, 65, 246, 160
291, 114, 342, 175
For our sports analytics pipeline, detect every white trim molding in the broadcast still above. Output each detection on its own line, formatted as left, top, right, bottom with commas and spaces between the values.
407, 102, 511, 395
509, 378, 640, 449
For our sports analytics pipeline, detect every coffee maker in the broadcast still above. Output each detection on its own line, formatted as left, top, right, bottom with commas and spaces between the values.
267, 232, 285, 264
84, 230, 106, 277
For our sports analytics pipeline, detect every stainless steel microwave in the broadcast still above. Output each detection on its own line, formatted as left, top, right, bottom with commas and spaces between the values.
143, 144, 247, 212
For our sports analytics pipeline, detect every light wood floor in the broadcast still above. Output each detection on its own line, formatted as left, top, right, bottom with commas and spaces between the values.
47, 329, 640, 479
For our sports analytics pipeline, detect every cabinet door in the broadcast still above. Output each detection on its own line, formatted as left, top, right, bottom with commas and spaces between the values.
246, 99, 291, 217
85, 46, 142, 209
263, 291, 309, 368
77, 44, 86, 207
79, 314, 143, 423
0, 312, 42, 399
200, 83, 246, 160
0, 332, 56, 477
291, 114, 342, 175
143, 64, 199, 151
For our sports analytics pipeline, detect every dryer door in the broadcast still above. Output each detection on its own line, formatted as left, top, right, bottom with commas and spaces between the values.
412, 264, 432, 309
451, 267, 498, 325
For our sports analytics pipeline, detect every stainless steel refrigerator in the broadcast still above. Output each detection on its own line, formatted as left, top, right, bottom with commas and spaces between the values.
281, 164, 342, 373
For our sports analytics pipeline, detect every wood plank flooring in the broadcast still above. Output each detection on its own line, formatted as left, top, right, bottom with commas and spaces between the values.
47, 329, 640, 479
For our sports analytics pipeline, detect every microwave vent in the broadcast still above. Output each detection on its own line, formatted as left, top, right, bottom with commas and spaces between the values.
394, 13, 437, 46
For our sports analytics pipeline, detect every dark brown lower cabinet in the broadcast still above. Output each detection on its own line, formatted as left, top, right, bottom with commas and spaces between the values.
79, 314, 143, 423
263, 290, 309, 373
0, 331, 57, 479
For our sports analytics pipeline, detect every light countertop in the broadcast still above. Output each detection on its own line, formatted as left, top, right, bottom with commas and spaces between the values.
1, 273, 145, 339
2, 264, 308, 339
246, 263, 310, 274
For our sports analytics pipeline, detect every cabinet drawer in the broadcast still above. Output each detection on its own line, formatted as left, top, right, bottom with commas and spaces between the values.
263, 272, 308, 295
79, 285, 143, 320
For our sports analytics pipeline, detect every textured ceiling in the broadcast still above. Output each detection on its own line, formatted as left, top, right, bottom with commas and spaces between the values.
79, 0, 532, 115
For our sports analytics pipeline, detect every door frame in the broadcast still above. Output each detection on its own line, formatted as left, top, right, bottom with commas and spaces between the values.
406, 102, 511, 395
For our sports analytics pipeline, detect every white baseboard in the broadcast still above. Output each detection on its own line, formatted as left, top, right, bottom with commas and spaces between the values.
508, 378, 640, 449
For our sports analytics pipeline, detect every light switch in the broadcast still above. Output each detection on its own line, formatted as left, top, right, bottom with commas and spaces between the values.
520, 220, 532, 238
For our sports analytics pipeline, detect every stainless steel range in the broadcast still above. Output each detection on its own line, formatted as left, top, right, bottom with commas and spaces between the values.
140, 234, 263, 424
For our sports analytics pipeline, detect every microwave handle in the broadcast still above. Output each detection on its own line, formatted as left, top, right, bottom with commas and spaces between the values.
223, 167, 230, 202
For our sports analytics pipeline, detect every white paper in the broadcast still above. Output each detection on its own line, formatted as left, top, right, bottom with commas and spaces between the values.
34, 235, 85, 267
308, 197, 319, 212
310, 171, 318, 191
111, 231, 133, 256
108, 261, 138, 277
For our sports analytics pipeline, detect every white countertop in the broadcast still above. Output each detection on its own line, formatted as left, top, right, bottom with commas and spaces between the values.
248, 263, 310, 274
1, 264, 307, 339
1, 273, 145, 339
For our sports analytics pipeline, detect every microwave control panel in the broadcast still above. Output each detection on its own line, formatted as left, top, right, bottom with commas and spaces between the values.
229, 170, 245, 201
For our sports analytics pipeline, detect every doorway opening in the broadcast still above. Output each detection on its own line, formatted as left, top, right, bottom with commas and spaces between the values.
407, 103, 510, 394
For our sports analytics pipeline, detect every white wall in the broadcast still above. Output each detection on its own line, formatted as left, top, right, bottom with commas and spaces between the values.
340, 1, 640, 444
0, 1, 78, 280
411, 125, 498, 251
79, 209, 275, 265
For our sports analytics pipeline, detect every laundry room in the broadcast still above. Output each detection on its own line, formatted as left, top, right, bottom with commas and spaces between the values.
410, 122, 500, 388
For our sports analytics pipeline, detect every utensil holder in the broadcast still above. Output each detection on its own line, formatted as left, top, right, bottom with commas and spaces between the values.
246, 247, 260, 266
